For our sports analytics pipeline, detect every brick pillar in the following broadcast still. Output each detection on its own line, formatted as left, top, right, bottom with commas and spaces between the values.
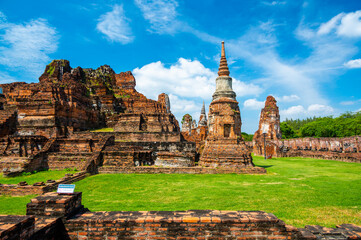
26, 192, 84, 218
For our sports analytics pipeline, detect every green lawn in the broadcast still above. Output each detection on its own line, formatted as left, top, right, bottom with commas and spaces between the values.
0, 170, 76, 215
0, 170, 76, 185
0, 157, 360, 228
75, 156, 361, 228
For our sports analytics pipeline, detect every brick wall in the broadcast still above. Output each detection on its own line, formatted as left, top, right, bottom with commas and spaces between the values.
0, 215, 35, 239
251, 136, 361, 162
98, 166, 266, 174
64, 210, 301, 239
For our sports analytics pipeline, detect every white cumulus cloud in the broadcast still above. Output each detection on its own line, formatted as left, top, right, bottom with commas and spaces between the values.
243, 99, 265, 110
133, 58, 262, 100
340, 99, 361, 106
133, 58, 262, 121
134, 0, 179, 34
344, 59, 361, 69
307, 104, 334, 116
280, 104, 334, 120
96, 4, 134, 44
276, 94, 300, 102
0, 15, 59, 76
318, 10, 361, 37
262, 1, 286, 6
280, 105, 306, 119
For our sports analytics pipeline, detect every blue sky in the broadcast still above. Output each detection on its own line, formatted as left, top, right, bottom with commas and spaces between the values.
0, 0, 361, 133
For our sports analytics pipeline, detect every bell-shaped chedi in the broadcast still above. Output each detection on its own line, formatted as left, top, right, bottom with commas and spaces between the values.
253, 95, 282, 158
199, 42, 255, 168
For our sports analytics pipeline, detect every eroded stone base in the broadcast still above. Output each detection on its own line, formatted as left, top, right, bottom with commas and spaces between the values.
199, 138, 255, 168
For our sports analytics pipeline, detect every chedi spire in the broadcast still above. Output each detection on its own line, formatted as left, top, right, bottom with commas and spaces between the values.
212, 41, 236, 100
198, 101, 207, 127
218, 41, 230, 77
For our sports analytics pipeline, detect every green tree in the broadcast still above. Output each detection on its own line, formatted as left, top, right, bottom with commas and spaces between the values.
280, 122, 296, 139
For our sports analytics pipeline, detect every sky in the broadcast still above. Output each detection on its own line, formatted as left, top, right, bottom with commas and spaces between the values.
0, 0, 361, 134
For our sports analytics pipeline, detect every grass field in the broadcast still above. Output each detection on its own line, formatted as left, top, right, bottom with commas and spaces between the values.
0, 156, 360, 227
0, 170, 76, 185
0, 170, 76, 215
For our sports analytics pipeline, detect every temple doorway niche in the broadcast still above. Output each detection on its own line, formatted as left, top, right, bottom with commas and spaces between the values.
139, 115, 147, 131
224, 124, 231, 138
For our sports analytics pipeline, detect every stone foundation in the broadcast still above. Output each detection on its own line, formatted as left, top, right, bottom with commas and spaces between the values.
26, 192, 84, 217
200, 138, 254, 168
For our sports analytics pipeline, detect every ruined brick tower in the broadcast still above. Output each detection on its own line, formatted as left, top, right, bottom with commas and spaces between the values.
199, 42, 254, 168
253, 95, 282, 158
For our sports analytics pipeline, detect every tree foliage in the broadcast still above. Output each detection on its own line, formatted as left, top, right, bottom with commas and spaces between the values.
241, 132, 254, 141
280, 122, 296, 139
280, 111, 361, 138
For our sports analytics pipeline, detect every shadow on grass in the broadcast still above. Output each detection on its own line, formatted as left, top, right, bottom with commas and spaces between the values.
256, 165, 274, 169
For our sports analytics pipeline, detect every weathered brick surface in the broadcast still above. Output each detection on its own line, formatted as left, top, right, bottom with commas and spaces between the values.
26, 192, 83, 218
253, 96, 282, 158
249, 136, 361, 162
64, 210, 300, 239
0, 215, 35, 240
30, 217, 65, 240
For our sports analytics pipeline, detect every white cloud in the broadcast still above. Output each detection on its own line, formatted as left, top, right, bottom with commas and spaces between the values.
318, 10, 361, 37
133, 58, 215, 100
96, 4, 133, 44
0, 72, 18, 84
276, 94, 300, 102
280, 104, 334, 120
169, 94, 198, 113
233, 79, 263, 97
133, 58, 262, 121
307, 104, 334, 116
243, 99, 265, 110
134, 0, 179, 34
0, 16, 59, 76
344, 59, 361, 69
318, 13, 344, 35
340, 99, 361, 106
262, 1, 286, 6
280, 105, 306, 119
133, 58, 262, 100
0, 11, 6, 25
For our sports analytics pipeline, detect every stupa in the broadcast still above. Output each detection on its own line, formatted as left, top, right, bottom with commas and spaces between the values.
199, 41, 254, 168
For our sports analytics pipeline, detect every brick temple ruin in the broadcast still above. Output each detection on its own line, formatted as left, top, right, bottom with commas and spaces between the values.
0, 59, 197, 176
199, 42, 254, 168
0, 42, 265, 177
252, 96, 361, 162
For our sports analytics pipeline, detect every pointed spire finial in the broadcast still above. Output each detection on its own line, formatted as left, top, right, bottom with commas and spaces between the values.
201, 101, 205, 114
221, 41, 226, 57
218, 41, 230, 77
